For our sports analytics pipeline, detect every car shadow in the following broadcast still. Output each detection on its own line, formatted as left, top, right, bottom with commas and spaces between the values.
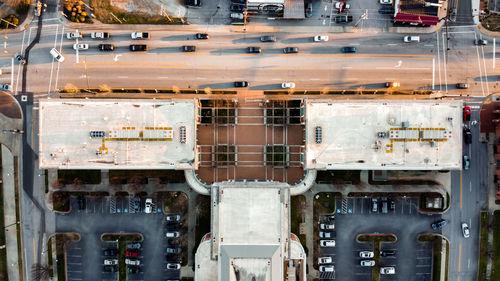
250, 84, 286, 90
280, 37, 315, 44
198, 82, 235, 89
232, 36, 269, 44
161, 34, 197, 41
148, 47, 183, 54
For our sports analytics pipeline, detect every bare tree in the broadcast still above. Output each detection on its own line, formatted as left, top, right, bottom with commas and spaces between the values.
31, 263, 50, 281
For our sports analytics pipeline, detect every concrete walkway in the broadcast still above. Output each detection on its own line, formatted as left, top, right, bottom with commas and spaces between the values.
2, 145, 20, 281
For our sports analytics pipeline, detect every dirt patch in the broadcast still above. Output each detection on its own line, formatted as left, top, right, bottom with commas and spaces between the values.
111, 0, 186, 17
0, 92, 21, 119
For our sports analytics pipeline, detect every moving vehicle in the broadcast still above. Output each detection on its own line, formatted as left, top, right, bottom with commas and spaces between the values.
335, 15, 353, 23
260, 36, 276, 42
335, 1, 350, 12
247, 47, 262, 53
195, 33, 209, 39
166, 247, 182, 254
320, 223, 335, 230
314, 35, 329, 42
385, 81, 400, 88
319, 265, 335, 272
320, 240, 335, 247
359, 251, 374, 258
182, 45, 196, 52
98, 44, 114, 51
91, 32, 110, 39
319, 232, 334, 238
475, 39, 487, 46
380, 250, 396, 257
0, 84, 12, 92
234, 81, 249, 87
431, 219, 447, 230
456, 83, 469, 89
318, 257, 333, 264
462, 223, 470, 238
129, 44, 148, 52
464, 127, 472, 144
144, 198, 153, 213
281, 82, 295, 89
380, 267, 395, 274
73, 43, 89, 50
463, 106, 471, 121
360, 260, 375, 266
15, 53, 26, 64
283, 47, 299, 53
167, 263, 181, 270
125, 259, 140, 266
404, 36, 420, 42
131, 32, 150, 39
341, 46, 356, 53
166, 231, 180, 238
104, 259, 118, 265
50, 48, 64, 62
66, 31, 82, 39
166, 215, 181, 222
463, 155, 470, 170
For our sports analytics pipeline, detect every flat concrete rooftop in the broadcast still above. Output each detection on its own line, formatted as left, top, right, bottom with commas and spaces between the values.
305, 100, 463, 170
39, 99, 197, 169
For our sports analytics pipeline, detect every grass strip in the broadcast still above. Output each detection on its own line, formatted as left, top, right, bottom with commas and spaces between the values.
13, 157, 23, 281
0, 147, 8, 280
478, 212, 489, 281
492, 211, 500, 281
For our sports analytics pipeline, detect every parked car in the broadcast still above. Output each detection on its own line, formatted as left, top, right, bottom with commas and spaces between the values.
73, 43, 89, 50
230, 4, 245, 12
166, 215, 181, 223
462, 223, 470, 238
320, 240, 335, 247
0, 84, 12, 92
98, 44, 115, 51
103, 249, 118, 257
463, 155, 470, 170
431, 219, 447, 230
127, 243, 141, 249
126, 250, 139, 257
371, 198, 378, 212
66, 31, 82, 39
385, 81, 400, 88
380, 197, 388, 214
283, 47, 299, 53
260, 36, 276, 42
318, 257, 333, 264
281, 82, 295, 89
464, 127, 472, 144
234, 81, 249, 87
247, 46, 262, 53
127, 266, 140, 274
167, 263, 181, 270
125, 259, 140, 266
320, 223, 335, 230
305, 2, 312, 18
91, 32, 110, 39
195, 33, 209, 39
475, 39, 487, 45
378, 7, 394, 14
14, 53, 26, 64
129, 44, 148, 52
334, 1, 350, 11
182, 45, 196, 52
360, 260, 375, 267
380, 267, 395, 274
49, 48, 64, 62
104, 259, 118, 265
463, 106, 471, 121
341, 46, 356, 53
314, 35, 329, 42
389, 198, 395, 211
359, 251, 374, 258
380, 0, 392, 4
456, 83, 469, 89
380, 250, 396, 257
335, 15, 353, 23
166, 248, 182, 254
166, 231, 180, 238
144, 198, 153, 213
319, 265, 335, 272
319, 232, 334, 238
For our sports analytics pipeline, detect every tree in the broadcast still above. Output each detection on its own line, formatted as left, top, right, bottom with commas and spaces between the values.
31, 263, 50, 281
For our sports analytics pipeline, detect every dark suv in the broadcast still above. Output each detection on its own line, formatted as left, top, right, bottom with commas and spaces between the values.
234, 81, 248, 87
341, 46, 357, 53
130, 44, 148, 51
283, 47, 299, 53
464, 127, 472, 144
230, 4, 245, 12
431, 219, 447, 230
182, 45, 196, 52
195, 33, 209, 39
260, 36, 276, 42
98, 44, 114, 51
247, 47, 262, 53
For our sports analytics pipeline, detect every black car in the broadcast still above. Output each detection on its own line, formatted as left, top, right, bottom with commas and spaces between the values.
182, 45, 196, 52
335, 15, 353, 23
230, 4, 245, 12
379, 7, 394, 14
247, 47, 262, 53
231, 0, 246, 4
380, 250, 396, 257
305, 2, 312, 18
77, 195, 85, 210
260, 36, 276, 42
341, 46, 356, 53
283, 47, 299, 53
475, 39, 487, 46
388, 198, 395, 211
15, 53, 26, 64
165, 253, 181, 263
195, 33, 209, 39
456, 83, 469, 89
130, 44, 148, 51
431, 219, 447, 230
103, 265, 117, 273
98, 44, 115, 51
103, 249, 118, 257
464, 127, 472, 144
234, 81, 249, 87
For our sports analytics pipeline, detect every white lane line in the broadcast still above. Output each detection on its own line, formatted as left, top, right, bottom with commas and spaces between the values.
14, 29, 27, 95
424, 44, 434, 47
494, 38, 496, 69
436, 31, 442, 91
441, 32, 448, 93
196, 77, 207, 80
387, 44, 397, 46
448, 31, 476, 34
48, 25, 59, 95
117, 76, 128, 79
10, 58, 13, 86
481, 43, 490, 94
310, 78, 320, 80
158, 76, 169, 79
342, 66, 352, 69
271, 78, 280, 80
53, 25, 64, 94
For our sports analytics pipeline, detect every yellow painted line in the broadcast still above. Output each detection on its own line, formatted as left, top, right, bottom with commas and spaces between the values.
74, 64, 186, 68
33, 238, 36, 264
458, 244, 462, 272
306, 53, 434, 58
460, 170, 462, 209
78, 62, 184, 66
308, 56, 432, 60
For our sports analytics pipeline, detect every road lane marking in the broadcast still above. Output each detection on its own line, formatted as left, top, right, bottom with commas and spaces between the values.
458, 244, 462, 272
33, 238, 36, 264
494, 38, 496, 69
460, 170, 462, 209
441, 32, 448, 93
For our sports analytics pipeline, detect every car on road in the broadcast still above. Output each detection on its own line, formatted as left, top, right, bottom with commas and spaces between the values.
380, 267, 395, 274
260, 36, 276, 42
0, 83, 12, 92
166, 247, 182, 254
319, 265, 335, 272
144, 198, 153, 213
129, 44, 148, 52
230, 4, 245, 12
131, 32, 150, 39
475, 39, 487, 45
320, 240, 335, 247
431, 219, 447, 230
385, 81, 400, 88
91, 32, 110, 39
335, 15, 353, 23
231, 0, 246, 3
380, 250, 396, 257
320, 223, 335, 230
126, 250, 139, 257
182, 45, 196, 52
195, 33, 209, 40
103, 265, 117, 273
230, 13, 244, 20
359, 251, 374, 258
371, 198, 378, 212
305, 2, 313, 18
283, 47, 299, 53
103, 249, 118, 257
456, 83, 469, 89
334, 1, 350, 11
281, 82, 295, 89
15, 53, 26, 64
319, 232, 334, 238
360, 260, 375, 266
341, 46, 356, 53
247, 46, 262, 53
450, 8, 457, 22
318, 257, 333, 264
125, 259, 140, 265
463, 106, 471, 121
166, 214, 181, 223
167, 263, 181, 270
73, 43, 89, 50
50, 48, 64, 62
127, 243, 141, 249
403, 35, 420, 42
463, 155, 470, 170
104, 259, 118, 265
98, 44, 114, 51
234, 81, 249, 87
314, 35, 329, 42
464, 127, 472, 144
380, 0, 392, 3
66, 31, 82, 39
166, 231, 180, 238
462, 223, 470, 238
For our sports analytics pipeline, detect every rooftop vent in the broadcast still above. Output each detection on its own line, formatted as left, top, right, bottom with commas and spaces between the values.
315, 126, 322, 144
179, 126, 186, 143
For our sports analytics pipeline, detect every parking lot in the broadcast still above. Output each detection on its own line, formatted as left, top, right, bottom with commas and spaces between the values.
58, 195, 184, 281
317, 196, 440, 281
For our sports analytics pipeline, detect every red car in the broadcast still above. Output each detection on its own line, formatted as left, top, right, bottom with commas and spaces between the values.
463, 106, 471, 121
126, 250, 139, 257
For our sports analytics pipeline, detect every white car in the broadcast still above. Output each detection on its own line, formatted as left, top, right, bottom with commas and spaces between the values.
403, 36, 420, 43
50, 48, 64, 62
104, 259, 118, 265
66, 32, 82, 39
320, 223, 335, 230
145, 198, 152, 213
462, 223, 470, 238
359, 251, 374, 258
319, 232, 333, 238
0, 83, 12, 92
166, 215, 181, 222
281, 82, 295, 89
380, 267, 395, 274
125, 259, 140, 265
166, 231, 180, 238
380, 0, 392, 4
73, 43, 89, 50
318, 257, 333, 264
319, 265, 335, 272
360, 260, 375, 267
91, 32, 109, 39
320, 240, 335, 247
314, 35, 329, 42
167, 263, 181, 270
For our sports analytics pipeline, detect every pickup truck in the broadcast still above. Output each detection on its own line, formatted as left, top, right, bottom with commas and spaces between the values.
131, 32, 150, 40
91, 32, 110, 39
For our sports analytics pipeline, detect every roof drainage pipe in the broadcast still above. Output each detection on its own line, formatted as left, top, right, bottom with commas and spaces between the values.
184, 170, 210, 195
289, 169, 317, 196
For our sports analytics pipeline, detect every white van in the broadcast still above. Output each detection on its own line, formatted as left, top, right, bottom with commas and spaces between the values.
403, 36, 420, 43
50, 48, 64, 62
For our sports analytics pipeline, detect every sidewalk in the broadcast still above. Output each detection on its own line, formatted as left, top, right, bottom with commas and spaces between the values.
1, 145, 20, 281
